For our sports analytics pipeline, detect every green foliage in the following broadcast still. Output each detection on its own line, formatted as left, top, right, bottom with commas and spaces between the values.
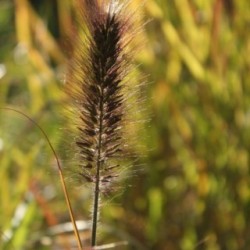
1, 0, 250, 249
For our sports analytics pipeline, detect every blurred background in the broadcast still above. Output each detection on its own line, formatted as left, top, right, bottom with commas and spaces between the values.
1, 0, 250, 249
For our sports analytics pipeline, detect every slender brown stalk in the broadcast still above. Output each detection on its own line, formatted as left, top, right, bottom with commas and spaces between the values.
2, 107, 83, 250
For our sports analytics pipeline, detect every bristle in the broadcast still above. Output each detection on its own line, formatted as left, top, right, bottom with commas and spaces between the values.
67, 0, 131, 192
65, 0, 142, 246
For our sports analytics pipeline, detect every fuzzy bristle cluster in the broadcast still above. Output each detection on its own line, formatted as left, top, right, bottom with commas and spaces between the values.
78, 3, 124, 189
66, 0, 137, 195
65, 0, 141, 246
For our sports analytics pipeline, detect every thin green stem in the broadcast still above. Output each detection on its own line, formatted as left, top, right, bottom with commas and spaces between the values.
91, 88, 104, 246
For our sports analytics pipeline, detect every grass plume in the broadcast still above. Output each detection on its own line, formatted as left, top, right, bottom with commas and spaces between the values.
65, 0, 143, 246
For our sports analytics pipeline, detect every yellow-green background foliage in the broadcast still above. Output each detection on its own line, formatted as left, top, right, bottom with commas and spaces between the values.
1, 0, 250, 249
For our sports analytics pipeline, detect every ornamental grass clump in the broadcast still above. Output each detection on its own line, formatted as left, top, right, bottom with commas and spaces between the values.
65, 0, 143, 247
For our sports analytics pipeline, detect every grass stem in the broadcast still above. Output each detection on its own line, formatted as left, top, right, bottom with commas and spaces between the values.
2, 107, 83, 250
